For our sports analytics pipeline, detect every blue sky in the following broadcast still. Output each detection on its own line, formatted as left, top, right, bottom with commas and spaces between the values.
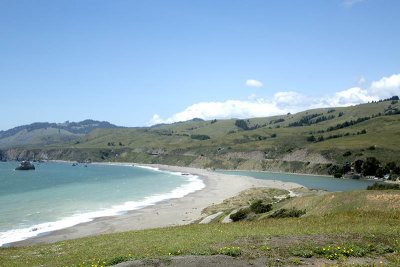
1, 0, 400, 130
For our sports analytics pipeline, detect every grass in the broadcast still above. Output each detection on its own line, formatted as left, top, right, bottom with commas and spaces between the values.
282, 190, 400, 216
2, 190, 400, 266
1, 211, 399, 266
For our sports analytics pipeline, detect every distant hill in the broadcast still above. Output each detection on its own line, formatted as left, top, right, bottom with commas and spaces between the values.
0, 120, 123, 148
150, 118, 204, 128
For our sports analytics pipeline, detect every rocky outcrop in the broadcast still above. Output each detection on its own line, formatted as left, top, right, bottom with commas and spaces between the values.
281, 149, 332, 164
15, 161, 35, 170
221, 151, 266, 160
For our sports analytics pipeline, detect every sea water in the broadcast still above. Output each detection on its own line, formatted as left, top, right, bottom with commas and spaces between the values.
219, 170, 379, 192
0, 162, 204, 246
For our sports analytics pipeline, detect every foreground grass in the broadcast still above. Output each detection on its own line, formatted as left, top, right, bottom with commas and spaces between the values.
1, 210, 400, 266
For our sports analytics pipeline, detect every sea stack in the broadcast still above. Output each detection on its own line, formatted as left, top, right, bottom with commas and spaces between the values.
15, 161, 35, 171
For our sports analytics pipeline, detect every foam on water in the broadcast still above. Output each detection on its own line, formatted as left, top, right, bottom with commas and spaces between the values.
0, 165, 204, 247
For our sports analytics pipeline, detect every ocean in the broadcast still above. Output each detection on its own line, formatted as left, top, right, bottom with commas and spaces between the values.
0, 161, 204, 246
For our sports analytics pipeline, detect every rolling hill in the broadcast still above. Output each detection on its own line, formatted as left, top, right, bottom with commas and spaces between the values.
1, 97, 399, 175
0, 120, 123, 148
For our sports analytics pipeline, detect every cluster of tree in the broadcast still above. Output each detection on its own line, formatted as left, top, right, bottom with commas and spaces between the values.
327, 109, 336, 114
234, 120, 262, 131
307, 130, 367, 143
314, 115, 335, 124
155, 130, 173, 136
326, 117, 370, 132
329, 157, 400, 180
384, 107, 400, 115
288, 113, 322, 127
210, 119, 217, 124
251, 133, 277, 141
107, 142, 124, 146
190, 134, 211, 140
270, 118, 285, 124
373, 95, 399, 103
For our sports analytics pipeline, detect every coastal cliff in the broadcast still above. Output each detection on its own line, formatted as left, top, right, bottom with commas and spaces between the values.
0, 147, 332, 175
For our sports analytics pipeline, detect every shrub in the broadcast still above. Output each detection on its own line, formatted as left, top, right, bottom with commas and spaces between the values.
235, 120, 249, 130
250, 200, 272, 214
333, 172, 343, 178
367, 182, 400, 190
292, 250, 313, 258
218, 246, 242, 257
343, 151, 352, 157
190, 134, 211, 140
306, 135, 316, 142
230, 208, 250, 221
268, 208, 306, 218
362, 157, 380, 176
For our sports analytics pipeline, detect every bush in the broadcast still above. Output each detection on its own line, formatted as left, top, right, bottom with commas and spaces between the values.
190, 134, 211, 140
292, 250, 313, 258
333, 172, 343, 178
230, 208, 250, 221
250, 200, 272, 214
343, 151, 352, 157
218, 246, 242, 257
367, 182, 400, 190
268, 208, 306, 218
235, 120, 249, 130
362, 157, 380, 176
306, 135, 316, 142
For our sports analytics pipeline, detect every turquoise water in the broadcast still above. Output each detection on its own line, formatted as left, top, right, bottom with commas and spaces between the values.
0, 162, 204, 246
219, 171, 379, 191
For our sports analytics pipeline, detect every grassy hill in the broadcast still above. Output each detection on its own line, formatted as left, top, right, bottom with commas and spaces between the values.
0, 120, 123, 149
1, 189, 400, 266
1, 98, 400, 175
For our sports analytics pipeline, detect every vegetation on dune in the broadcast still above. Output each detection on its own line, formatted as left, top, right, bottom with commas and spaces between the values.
367, 182, 400, 190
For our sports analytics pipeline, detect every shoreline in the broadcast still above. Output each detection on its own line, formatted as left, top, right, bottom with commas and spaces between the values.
7, 163, 302, 247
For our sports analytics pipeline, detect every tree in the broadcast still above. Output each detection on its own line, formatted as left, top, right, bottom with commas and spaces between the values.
307, 135, 316, 142
354, 160, 363, 173
362, 157, 380, 176
385, 161, 397, 171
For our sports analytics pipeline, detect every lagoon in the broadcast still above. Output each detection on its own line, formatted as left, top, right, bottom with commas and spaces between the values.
219, 170, 379, 192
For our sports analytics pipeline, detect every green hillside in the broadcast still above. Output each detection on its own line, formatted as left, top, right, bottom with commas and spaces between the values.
0, 120, 123, 148
1, 99, 400, 175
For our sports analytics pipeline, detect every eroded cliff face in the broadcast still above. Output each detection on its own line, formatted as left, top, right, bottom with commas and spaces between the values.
0, 147, 332, 175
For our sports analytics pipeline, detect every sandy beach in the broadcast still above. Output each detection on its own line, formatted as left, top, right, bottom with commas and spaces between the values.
10, 164, 301, 247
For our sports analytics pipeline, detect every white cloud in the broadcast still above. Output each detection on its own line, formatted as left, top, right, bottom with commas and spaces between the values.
147, 73, 400, 126
148, 114, 164, 125
369, 73, 400, 99
342, 0, 365, 7
357, 76, 366, 85
245, 79, 263, 88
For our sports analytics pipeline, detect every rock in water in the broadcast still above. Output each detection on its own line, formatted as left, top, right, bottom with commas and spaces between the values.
15, 161, 35, 170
